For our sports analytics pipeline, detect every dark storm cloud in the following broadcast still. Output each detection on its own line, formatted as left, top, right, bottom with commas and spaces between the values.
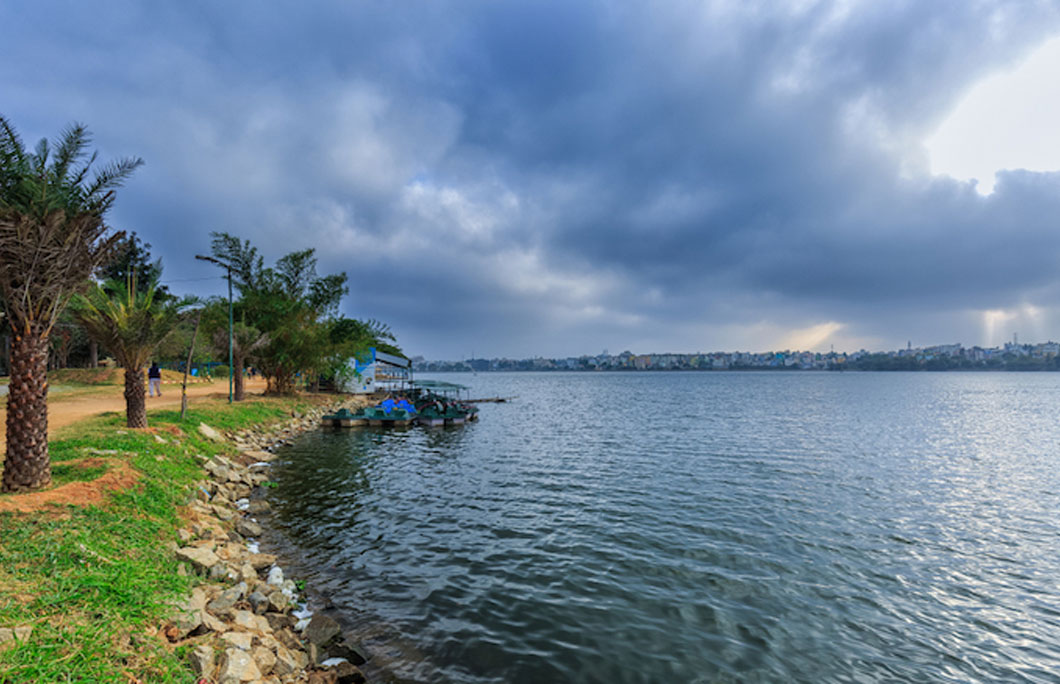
3, 1, 1060, 357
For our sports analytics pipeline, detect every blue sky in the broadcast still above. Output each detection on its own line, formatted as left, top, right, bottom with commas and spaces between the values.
4, 1, 1060, 359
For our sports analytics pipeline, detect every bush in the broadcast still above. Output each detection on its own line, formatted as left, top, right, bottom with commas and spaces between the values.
210, 365, 230, 379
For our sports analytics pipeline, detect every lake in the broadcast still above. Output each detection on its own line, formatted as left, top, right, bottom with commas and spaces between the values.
264, 371, 1060, 683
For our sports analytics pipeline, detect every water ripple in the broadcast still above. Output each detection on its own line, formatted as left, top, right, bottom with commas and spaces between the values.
266, 372, 1060, 683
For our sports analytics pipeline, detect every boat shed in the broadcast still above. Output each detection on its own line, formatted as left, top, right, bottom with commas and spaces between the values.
341, 347, 412, 394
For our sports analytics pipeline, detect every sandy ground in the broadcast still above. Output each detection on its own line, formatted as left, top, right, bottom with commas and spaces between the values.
0, 376, 268, 449
0, 376, 269, 512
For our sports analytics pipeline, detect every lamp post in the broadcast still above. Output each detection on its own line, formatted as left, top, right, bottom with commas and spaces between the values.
195, 254, 233, 403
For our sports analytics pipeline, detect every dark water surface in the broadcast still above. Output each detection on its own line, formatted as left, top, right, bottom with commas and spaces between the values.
266, 372, 1060, 683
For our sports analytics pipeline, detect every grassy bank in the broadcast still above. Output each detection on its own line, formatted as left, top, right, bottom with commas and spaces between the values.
0, 394, 330, 682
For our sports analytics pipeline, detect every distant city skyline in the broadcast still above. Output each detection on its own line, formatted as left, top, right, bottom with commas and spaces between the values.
418, 338, 1060, 369
4, 3, 1060, 358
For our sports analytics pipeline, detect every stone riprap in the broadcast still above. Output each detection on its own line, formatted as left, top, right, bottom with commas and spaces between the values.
168, 398, 370, 684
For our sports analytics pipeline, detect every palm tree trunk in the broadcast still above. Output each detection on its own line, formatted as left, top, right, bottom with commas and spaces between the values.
233, 350, 245, 401
124, 366, 147, 428
2, 330, 51, 492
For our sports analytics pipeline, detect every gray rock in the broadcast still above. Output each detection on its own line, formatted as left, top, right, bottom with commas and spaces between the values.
189, 643, 214, 676
248, 553, 277, 571
221, 631, 254, 651
236, 518, 263, 538
266, 590, 289, 613
211, 505, 236, 522
333, 661, 367, 684
218, 647, 262, 682
273, 643, 309, 676
247, 500, 271, 515
252, 644, 277, 676
169, 587, 207, 637
248, 591, 269, 614
303, 614, 342, 646
203, 610, 228, 633
208, 562, 231, 581
328, 638, 368, 666
175, 546, 220, 574
199, 422, 224, 442
207, 582, 247, 614
264, 612, 295, 632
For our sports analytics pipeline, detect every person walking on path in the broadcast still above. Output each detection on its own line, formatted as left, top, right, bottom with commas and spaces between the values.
148, 362, 162, 397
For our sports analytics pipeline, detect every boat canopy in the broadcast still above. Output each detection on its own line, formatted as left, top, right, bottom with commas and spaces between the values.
411, 380, 470, 393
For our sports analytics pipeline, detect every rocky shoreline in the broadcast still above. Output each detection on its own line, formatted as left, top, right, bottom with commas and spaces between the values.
167, 398, 371, 684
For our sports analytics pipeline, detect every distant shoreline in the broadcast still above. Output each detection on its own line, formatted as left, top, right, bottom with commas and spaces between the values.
418, 365, 1060, 373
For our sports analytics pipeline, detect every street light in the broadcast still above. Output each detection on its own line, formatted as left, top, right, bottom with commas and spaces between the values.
195, 254, 233, 403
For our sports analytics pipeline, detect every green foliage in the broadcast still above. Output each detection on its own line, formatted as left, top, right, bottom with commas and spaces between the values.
0, 115, 143, 220
96, 231, 170, 301
208, 232, 358, 393
70, 275, 191, 372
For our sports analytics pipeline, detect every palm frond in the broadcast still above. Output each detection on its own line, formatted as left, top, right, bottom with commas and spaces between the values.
50, 123, 90, 186
85, 157, 144, 196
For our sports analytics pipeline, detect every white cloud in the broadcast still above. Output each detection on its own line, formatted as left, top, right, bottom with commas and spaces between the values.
925, 34, 1060, 194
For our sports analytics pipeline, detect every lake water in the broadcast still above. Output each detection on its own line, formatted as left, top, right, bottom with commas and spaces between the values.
265, 372, 1060, 683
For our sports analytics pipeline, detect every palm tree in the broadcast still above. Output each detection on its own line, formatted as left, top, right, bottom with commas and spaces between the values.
71, 276, 188, 428
0, 116, 141, 491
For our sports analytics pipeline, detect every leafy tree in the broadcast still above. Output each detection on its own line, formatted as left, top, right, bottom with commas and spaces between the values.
97, 231, 169, 300
71, 276, 189, 427
208, 232, 350, 394
0, 116, 141, 491
200, 296, 267, 401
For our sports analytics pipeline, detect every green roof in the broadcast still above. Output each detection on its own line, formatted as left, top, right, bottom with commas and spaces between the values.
411, 380, 469, 391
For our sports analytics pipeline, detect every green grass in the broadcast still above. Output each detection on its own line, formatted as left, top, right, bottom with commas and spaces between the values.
0, 394, 329, 683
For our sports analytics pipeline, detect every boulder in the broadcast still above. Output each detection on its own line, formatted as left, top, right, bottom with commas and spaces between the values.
231, 610, 260, 632
248, 500, 271, 515
248, 591, 269, 614
303, 614, 341, 647
218, 647, 262, 682
203, 610, 229, 633
189, 643, 214, 677
264, 612, 295, 632
168, 587, 207, 637
207, 583, 247, 614
221, 631, 254, 650
328, 639, 368, 666
240, 562, 259, 584
249, 553, 277, 571
252, 645, 277, 676
175, 546, 221, 575
333, 661, 367, 684
199, 422, 224, 442
273, 644, 309, 676
266, 590, 289, 613
236, 518, 263, 538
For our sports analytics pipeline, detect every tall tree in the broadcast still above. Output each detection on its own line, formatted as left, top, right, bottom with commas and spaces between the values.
97, 231, 169, 300
208, 231, 350, 395
71, 276, 187, 428
0, 116, 141, 491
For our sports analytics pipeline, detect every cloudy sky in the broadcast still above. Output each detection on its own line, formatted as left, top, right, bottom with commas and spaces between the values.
4, 1, 1060, 359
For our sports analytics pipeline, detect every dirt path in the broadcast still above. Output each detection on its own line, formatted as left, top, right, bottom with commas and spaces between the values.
0, 377, 269, 448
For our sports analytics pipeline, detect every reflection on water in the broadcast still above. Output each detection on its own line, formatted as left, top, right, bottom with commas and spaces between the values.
265, 372, 1060, 683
